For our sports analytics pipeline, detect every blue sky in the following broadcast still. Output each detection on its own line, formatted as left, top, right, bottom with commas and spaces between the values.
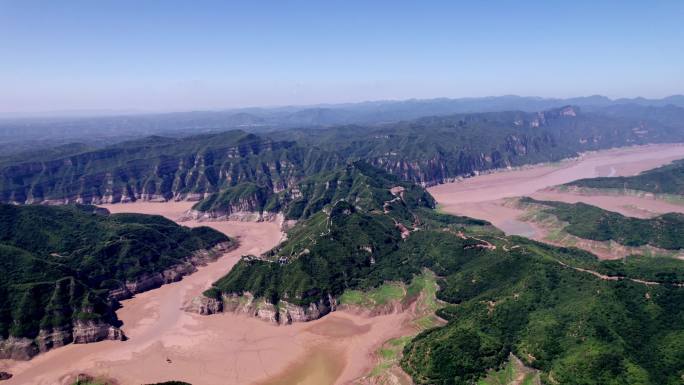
0, 1, 683, 113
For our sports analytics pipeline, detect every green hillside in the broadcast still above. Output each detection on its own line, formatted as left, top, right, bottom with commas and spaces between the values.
567, 159, 684, 195
0, 130, 343, 204
4, 106, 684, 205
401, 239, 684, 385
193, 161, 435, 220
205, 180, 684, 384
278, 106, 684, 185
0, 204, 230, 357
520, 197, 684, 250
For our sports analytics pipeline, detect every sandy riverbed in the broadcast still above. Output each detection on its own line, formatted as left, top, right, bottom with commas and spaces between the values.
0, 201, 415, 385
5, 144, 684, 384
429, 143, 684, 240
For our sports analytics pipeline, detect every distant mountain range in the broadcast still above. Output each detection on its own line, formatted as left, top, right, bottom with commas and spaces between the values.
3, 105, 684, 205
1, 95, 683, 152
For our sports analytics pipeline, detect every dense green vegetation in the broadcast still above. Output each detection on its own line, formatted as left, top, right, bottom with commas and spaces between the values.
281, 161, 435, 219
193, 161, 435, 219
5, 105, 684, 205
4, 103, 684, 382
276, 106, 684, 186
0, 204, 229, 344
209, 200, 408, 306
476, 355, 539, 385
192, 182, 280, 215
402, 235, 684, 385
521, 197, 684, 249
568, 159, 684, 195
0, 130, 343, 204
207, 179, 684, 384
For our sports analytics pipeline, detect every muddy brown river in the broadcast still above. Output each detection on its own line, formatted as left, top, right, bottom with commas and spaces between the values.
429, 143, 684, 237
0, 202, 413, 385
3, 144, 684, 384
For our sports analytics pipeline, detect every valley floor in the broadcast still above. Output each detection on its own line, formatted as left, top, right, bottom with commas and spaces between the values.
0, 202, 419, 385
4, 144, 684, 385
429, 143, 684, 258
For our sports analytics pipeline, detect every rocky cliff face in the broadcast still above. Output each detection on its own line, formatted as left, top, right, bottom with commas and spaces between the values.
185, 292, 337, 325
0, 241, 235, 361
108, 241, 235, 301
5, 107, 681, 205
183, 209, 279, 222
0, 131, 342, 205
0, 321, 125, 360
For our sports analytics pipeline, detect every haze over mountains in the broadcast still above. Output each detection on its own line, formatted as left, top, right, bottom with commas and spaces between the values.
2, 95, 684, 155
3, 94, 684, 384
3, 103, 684, 208
3, 0, 684, 383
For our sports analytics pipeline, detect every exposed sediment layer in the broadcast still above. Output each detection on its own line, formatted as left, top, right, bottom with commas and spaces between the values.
185, 292, 338, 324
0, 321, 125, 361
0, 241, 236, 361
108, 241, 236, 301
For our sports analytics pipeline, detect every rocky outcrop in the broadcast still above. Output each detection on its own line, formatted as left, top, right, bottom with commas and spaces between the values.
0, 241, 235, 361
182, 209, 279, 222
184, 295, 224, 315
0, 321, 124, 360
72, 320, 125, 344
0, 337, 37, 360
108, 241, 236, 301
0, 133, 338, 205
185, 292, 337, 325
36, 327, 72, 352
277, 296, 337, 324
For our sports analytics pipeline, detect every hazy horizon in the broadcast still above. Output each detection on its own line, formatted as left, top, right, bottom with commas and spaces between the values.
1, 1, 683, 114
2, 93, 684, 120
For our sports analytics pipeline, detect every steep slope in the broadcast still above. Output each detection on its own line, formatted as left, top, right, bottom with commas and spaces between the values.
0, 130, 343, 204
401, 239, 684, 385
0, 204, 232, 359
519, 198, 684, 250
277, 106, 684, 185
3, 106, 684, 205
195, 176, 684, 384
567, 159, 684, 195
3, 95, 683, 147
191, 161, 435, 220
195, 194, 488, 322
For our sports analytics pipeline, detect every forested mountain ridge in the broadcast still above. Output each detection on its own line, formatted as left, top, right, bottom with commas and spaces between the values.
519, 197, 684, 250
190, 161, 435, 220
0, 131, 343, 205
192, 166, 488, 322
3, 106, 684, 206
282, 106, 684, 185
195, 166, 684, 385
0, 204, 232, 360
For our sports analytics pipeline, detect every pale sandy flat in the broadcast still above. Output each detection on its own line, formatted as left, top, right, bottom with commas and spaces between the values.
429, 143, 684, 258
429, 143, 684, 206
0, 201, 414, 385
6, 144, 684, 384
